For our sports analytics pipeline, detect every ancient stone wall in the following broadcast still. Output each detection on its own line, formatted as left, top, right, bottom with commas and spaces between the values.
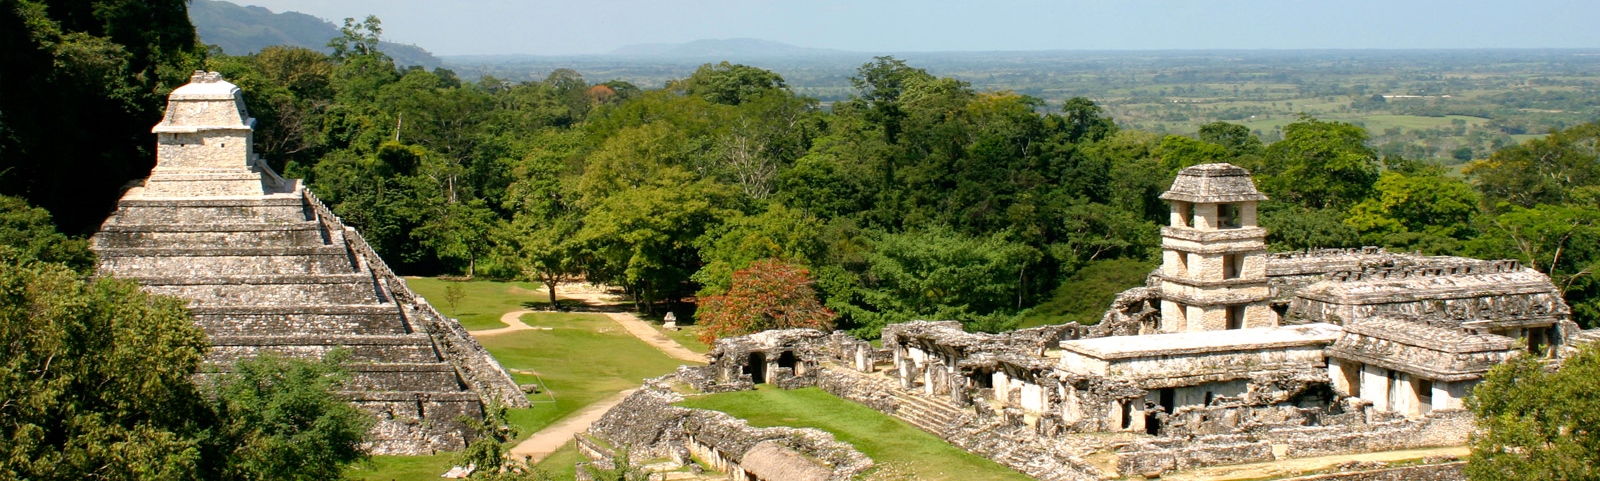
586, 376, 872, 480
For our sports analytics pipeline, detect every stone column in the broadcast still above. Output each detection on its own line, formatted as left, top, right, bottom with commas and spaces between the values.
1394, 373, 1419, 416
1328, 360, 1354, 397
994, 372, 1010, 404
1360, 365, 1390, 412
1434, 381, 1471, 411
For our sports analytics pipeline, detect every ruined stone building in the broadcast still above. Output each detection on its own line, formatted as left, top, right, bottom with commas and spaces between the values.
590, 163, 1591, 480
91, 72, 528, 454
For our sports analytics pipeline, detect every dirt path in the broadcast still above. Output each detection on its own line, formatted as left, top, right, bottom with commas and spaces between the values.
1161, 445, 1470, 481
469, 309, 537, 337
558, 286, 704, 363
508, 389, 636, 463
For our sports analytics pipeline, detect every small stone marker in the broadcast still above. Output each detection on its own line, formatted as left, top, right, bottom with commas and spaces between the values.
663, 312, 679, 331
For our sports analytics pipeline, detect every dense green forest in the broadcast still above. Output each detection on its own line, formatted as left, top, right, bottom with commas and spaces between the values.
185, 21, 1600, 337
3, 2, 1599, 338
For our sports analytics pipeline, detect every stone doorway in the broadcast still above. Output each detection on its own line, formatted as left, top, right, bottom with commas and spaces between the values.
746, 352, 767, 384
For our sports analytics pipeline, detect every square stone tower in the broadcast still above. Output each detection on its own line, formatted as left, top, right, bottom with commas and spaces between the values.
1156, 163, 1275, 332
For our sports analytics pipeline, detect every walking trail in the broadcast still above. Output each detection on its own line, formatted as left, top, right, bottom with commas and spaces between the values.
471, 284, 703, 463
469, 309, 537, 337
506, 389, 637, 461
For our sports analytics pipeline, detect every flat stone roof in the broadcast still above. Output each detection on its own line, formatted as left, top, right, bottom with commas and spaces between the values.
1059, 323, 1341, 360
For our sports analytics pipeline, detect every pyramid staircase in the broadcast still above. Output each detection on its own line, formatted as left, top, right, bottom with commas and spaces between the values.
93, 188, 528, 454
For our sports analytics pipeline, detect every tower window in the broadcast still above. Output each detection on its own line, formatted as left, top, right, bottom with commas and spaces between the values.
1175, 202, 1192, 228
1223, 254, 1242, 279
1218, 204, 1242, 229
1227, 305, 1245, 330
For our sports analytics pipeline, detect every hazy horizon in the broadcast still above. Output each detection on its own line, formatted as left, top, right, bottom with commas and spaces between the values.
225, 0, 1600, 57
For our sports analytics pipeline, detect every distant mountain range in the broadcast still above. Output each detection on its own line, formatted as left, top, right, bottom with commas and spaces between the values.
189, 0, 442, 68
608, 38, 853, 59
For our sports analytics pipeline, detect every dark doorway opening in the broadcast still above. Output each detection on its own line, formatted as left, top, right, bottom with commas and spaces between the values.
746, 352, 766, 384
1120, 400, 1134, 430
776, 351, 797, 377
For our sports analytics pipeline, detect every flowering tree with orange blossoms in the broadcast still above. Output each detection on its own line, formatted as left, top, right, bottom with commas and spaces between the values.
696, 259, 835, 344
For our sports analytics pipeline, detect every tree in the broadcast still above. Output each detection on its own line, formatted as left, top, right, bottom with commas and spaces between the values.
494, 213, 582, 308
1259, 116, 1380, 210
1466, 344, 1600, 480
1197, 121, 1264, 158
679, 61, 788, 106
1468, 204, 1600, 327
1344, 169, 1480, 252
692, 205, 826, 296
697, 259, 835, 344
1260, 204, 1361, 251
1158, 135, 1230, 172
0, 194, 94, 272
0, 249, 214, 480
0, 0, 202, 233
1060, 97, 1118, 144
209, 353, 373, 481
1466, 121, 1600, 209
830, 227, 1042, 336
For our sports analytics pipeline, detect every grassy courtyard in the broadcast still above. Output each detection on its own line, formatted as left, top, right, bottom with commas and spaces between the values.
347, 310, 690, 480
677, 386, 1033, 481
403, 277, 558, 331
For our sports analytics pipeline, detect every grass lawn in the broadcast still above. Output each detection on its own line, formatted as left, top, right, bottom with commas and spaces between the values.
531, 441, 583, 479
484, 312, 694, 436
658, 324, 709, 354
404, 277, 556, 330
677, 386, 1033, 481
346, 454, 452, 481
348, 312, 690, 480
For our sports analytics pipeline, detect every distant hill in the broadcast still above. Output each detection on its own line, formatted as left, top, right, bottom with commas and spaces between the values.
189, 0, 442, 68
609, 38, 852, 59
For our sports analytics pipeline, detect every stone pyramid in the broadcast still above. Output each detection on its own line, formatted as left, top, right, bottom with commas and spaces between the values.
91, 71, 529, 454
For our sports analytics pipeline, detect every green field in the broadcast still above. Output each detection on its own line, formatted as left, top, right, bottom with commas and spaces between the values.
403, 277, 555, 330
677, 386, 1034, 481
348, 311, 691, 480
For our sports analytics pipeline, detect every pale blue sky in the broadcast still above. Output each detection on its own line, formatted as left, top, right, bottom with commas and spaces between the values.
231, 0, 1600, 56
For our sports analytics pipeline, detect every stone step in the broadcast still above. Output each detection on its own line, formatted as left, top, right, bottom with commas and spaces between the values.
198, 360, 467, 392
343, 363, 466, 392
107, 196, 310, 224
94, 221, 328, 248
352, 394, 481, 455
191, 305, 411, 336
894, 391, 966, 418
98, 250, 357, 276
139, 274, 383, 306
207, 334, 441, 363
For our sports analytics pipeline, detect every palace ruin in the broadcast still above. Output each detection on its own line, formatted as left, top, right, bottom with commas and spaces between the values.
91, 72, 528, 454
586, 163, 1594, 480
